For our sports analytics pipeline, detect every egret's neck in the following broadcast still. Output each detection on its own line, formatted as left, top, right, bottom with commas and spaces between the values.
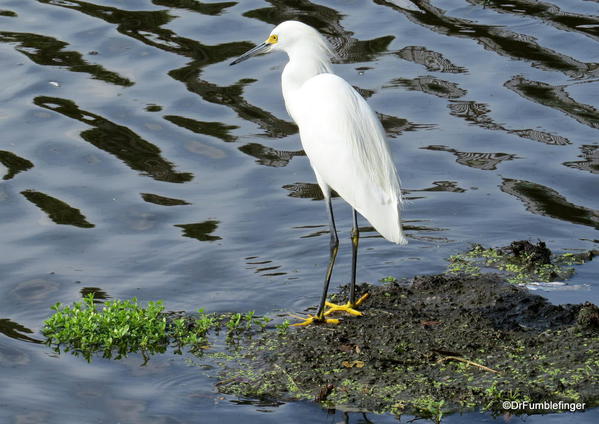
282, 50, 332, 122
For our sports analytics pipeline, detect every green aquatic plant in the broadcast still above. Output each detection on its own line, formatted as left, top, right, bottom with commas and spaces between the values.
224, 311, 271, 342
411, 397, 445, 423
379, 276, 398, 283
43, 294, 269, 361
170, 308, 219, 353
43, 294, 169, 361
275, 319, 290, 335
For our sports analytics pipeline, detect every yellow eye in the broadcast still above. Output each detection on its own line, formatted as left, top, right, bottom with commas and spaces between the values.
267, 34, 278, 44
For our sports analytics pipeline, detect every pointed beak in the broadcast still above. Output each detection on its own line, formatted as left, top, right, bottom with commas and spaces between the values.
230, 42, 272, 66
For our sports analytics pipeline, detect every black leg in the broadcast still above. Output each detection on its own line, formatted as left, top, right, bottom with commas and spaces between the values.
349, 208, 359, 305
315, 196, 339, 319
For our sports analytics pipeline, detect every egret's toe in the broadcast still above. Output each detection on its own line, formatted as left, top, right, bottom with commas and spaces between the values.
324, 293, 369, 317
290, 314, 340, 326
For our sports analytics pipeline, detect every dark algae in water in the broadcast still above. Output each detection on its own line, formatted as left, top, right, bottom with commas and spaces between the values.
446, 240, 595, 284
216, 274, 599, 418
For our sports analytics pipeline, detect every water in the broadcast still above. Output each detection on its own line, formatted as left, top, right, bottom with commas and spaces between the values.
1, 0, 598, 422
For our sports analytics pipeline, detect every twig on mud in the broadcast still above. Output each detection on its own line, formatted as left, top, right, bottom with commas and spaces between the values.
436, 355, 499, 374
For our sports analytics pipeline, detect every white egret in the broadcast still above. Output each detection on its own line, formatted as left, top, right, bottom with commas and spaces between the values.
231, 21, 407, 325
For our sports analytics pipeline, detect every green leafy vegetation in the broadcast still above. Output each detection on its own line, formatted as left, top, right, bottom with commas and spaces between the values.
42, 294, 270, 361
43, 294, 168, 361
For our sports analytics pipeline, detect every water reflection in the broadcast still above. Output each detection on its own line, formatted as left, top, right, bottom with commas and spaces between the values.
141, 193, 191, 206
39, 0, 176, 52
396, 46, 467, 73
505, 76, 599, 129
21, 189, 95, 228
408, 181, 466, 193
0, 31, 133, 86
501, 178, 599, 229
174, 220, 221, 241
164, 115, 238, 143
1, 0, 598, 422
171, 66, 298, 138
391, 75, 467, 98
34, 96, 193, 183
377, 0, 599, 79
0, 319, 41, 343
152, 0, 236, 16
238, 142, 304, 167
0, 341, 30, 367
448, 100, 570, 145
11, 277, 55, 297
282, 182, 330, 201
468, 0, 599, 42
391, 46, 571, 146
38, 0, 251, 67
246, 258, 286, 277
421, 145, 518, 170
509, 129, 569, 146
80, 286, 109, 300
378, 113, 431, 136
0, 150, 34, 180
563, 145, 599, 174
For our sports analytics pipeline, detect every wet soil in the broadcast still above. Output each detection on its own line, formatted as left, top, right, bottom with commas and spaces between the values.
216, 273, 599, 417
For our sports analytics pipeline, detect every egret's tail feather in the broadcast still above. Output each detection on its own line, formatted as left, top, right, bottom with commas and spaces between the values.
357, 202, 407, 245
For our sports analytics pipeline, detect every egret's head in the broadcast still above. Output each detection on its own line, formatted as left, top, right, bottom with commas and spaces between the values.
230, 21, 333, 66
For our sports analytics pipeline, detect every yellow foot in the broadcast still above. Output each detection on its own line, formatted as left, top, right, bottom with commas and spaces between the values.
324, 293, 370, 317
290, 314, 340, 327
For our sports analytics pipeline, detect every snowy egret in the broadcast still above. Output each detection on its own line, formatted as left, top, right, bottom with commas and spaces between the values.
231, 21, 406, 325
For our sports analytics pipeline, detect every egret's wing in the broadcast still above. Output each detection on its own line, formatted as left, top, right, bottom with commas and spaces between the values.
295, 73, 406, 244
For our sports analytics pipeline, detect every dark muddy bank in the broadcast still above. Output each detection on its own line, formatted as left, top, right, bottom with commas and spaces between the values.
217, 273, 599, 418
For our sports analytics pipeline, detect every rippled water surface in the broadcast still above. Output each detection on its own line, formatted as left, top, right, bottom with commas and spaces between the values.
1, 0, 598, 422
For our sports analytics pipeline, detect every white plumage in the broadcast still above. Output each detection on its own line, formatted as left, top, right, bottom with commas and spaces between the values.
294, 73, 406, 244
230, 20, 406, 324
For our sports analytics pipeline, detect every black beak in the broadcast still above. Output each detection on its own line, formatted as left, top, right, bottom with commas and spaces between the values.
230, 42, 271, 66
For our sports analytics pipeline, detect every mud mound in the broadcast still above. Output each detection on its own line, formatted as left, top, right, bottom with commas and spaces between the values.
216, 274, 599, 417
